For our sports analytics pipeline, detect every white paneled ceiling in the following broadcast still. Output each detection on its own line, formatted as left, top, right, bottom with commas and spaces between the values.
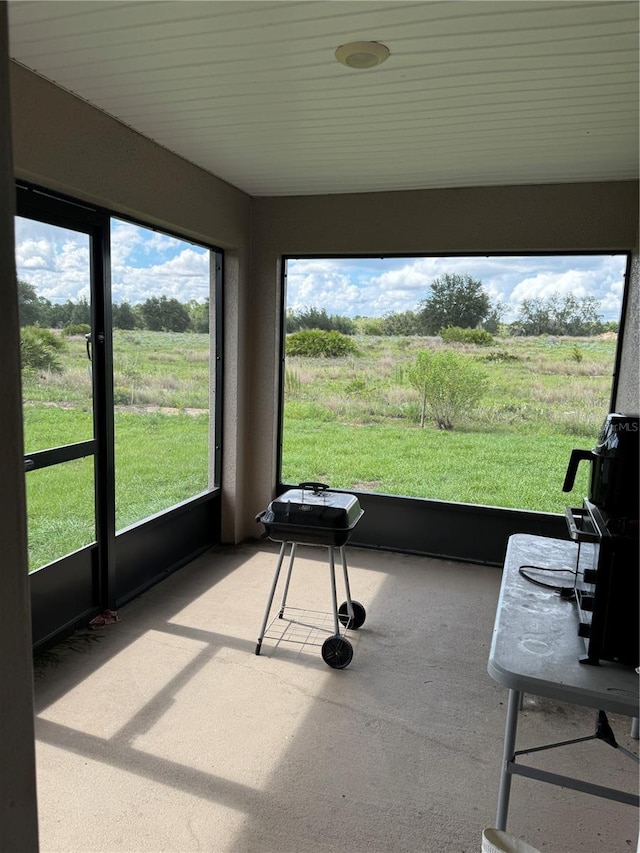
7, 0, 639, 196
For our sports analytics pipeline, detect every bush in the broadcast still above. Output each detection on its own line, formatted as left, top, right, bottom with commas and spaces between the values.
286, 329, 359, 358
480, 350, 519, 363
570, 344, 583, 363
20, 326, 66, 372
139, 295, 191, 332
513, 293, 603, 336
440, 326, 494, 346
354, 317, 384, 336
407, 349, 487, 429
380, 310, 420, 336
286, 307, 355, 335
62, 323, 91, 337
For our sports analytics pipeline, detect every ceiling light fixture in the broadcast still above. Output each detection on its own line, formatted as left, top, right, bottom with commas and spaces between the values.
335, 41, 390, 70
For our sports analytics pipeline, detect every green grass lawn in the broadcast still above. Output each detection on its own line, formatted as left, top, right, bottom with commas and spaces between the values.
282, 419, 590, 513
114, 410, 209, 530
22, 406, 210, 569
281, 333, 614, 510
21, 328, 614, 569
22, 330, 210, 569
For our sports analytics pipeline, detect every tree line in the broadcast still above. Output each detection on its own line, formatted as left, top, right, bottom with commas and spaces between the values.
286, 273, 617, 337
19, 273, 617, 338
17, 280, 210, 333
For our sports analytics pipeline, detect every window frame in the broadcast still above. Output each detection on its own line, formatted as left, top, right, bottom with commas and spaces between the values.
277, 250, 632, 564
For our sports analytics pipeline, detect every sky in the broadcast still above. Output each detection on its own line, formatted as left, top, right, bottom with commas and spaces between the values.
15, 217, 210, 306
285, 254, 627, 323
15, 216, 627, 323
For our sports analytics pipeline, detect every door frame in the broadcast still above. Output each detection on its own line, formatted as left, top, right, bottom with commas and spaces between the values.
17, 183, 115, 644
17, 183, 223, 650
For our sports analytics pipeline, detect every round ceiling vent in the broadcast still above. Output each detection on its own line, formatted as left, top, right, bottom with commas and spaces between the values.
335, 41, 390, 69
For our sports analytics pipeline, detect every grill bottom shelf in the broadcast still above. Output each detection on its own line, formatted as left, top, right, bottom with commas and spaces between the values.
254, 541, 366, 669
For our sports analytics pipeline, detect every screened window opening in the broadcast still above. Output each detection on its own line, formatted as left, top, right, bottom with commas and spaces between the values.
280, 254, 628, 514
111, 218, 213, 531
15, 196, 220, 583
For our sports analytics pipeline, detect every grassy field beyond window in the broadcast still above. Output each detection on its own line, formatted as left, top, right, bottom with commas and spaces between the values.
22, 330, 210, 569
22, 330, 614, 569
282, 334, 615, 513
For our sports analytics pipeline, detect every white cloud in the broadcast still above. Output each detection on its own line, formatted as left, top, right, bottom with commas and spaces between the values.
110, 221, 145, 268
16, 216, 210, 306
15, 215, 626, 323
286, 255, 627, 322
287, 260, 365, 315
109, 220, 209, 304
15, 219, 91, 303
112, 247, 209, 304
506, 259, 625, 321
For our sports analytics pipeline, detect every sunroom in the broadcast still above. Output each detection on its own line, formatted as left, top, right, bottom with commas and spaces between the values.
1, 2, 638, 852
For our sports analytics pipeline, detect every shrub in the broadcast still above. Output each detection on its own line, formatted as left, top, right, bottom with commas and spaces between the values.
345, 377, 367, 394
480, 350, 519, 363
20, 326, 66, 372
440, 326, 494, 346
407, 349, 487, 429
570, 344, 584, 363
380, 310, 420, 336
286, 307, 355, 335
62, 323, 91, 337
286, 329, 359, 358
354, 317, 384, 336
284, 368, 302, 396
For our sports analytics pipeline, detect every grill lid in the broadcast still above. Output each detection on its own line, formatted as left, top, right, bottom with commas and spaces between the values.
260, 482, 362, 531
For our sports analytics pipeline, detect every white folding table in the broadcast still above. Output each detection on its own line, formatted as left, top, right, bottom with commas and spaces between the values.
488, 534, 639, 831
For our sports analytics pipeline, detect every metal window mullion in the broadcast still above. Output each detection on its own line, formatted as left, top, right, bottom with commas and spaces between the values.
91, 215, 116, 611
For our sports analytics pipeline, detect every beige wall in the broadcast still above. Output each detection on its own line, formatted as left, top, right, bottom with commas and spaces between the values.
0, 17, 39, 851
247, 183, 639, 536
253, 182, 638, 255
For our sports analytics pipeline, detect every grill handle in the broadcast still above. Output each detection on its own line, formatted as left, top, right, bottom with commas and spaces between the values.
298, 482, 330, 495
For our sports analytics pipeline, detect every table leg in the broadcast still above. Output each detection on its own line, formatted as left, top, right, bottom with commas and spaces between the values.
496, 688, 521, 831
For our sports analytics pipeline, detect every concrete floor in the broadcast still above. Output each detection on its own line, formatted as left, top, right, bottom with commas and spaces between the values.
33, 542, 638, 853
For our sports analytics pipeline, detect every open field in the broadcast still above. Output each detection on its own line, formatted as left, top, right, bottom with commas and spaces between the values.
21, 329, 615, 568
22, 330, 210, 569
282, 334, 616, 512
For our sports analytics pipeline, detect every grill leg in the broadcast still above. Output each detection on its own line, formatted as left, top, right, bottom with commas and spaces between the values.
256, 541, 288, 655
278, 542, 297, 616
328, 546, 340, 635
340, 545, 354, 622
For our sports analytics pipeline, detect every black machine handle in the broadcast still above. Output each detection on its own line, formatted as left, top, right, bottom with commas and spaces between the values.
562, 448, 595, 493
298, 482, 330, 494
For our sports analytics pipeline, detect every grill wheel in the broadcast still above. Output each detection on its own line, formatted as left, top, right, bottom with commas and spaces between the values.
338, 600, 367, 630
321, 635, 354, 669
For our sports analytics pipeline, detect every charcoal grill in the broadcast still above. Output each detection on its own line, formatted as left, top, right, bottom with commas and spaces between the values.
255, 482, 366, 668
